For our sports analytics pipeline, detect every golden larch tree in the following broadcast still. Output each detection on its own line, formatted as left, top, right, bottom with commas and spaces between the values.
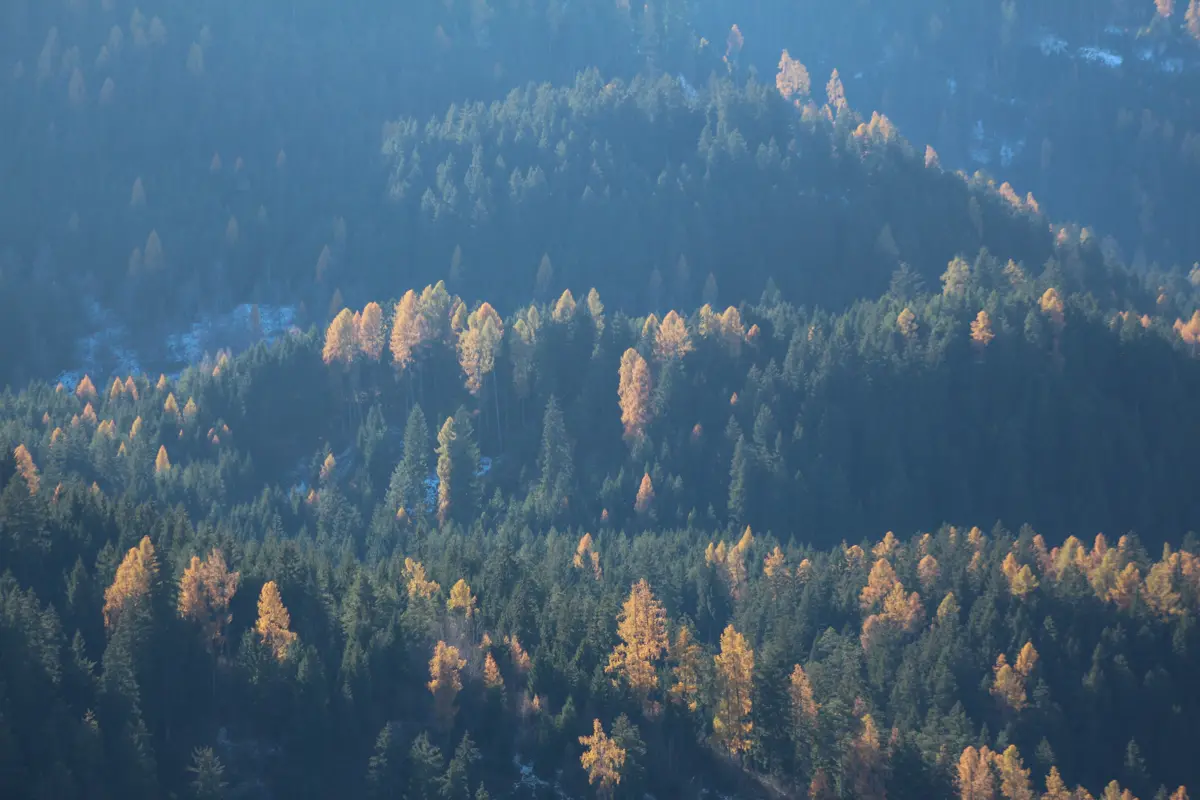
918, 554, 940, 590
447, 578, 477, 618
506, 634, 532, 673
13, 445, 40, 495
826, 68, 846, 111
256, 580, 297, 661
847, 714, 887, 800
943, 256, 971, 297
1158, 0, 1175, 17
861, 558, 899, 611
713, 624, 754, 757
322, 308, 359, 365
436, 416, 456, 524
997, 745, 1034, 800
1040, 288, 1065, 329
991, 654, 1027, 711
971, 310, 995, 350
155, 445, 171, 474
390, 290, 421, 373
404, 558, 442, 600
178, 549, 240, 655
103, 536, 159, 629
958, 746, 996, 800
633, 472, 655, 516
428, 641, 466, 730
763, 546, 787, 580
76, 374, 97, 400
654, 310, 693, 362
1042, 767, 1071, 800
579, 719, 626, 794
618, 348, 652, 442
1188, 0, 1200, 39
483, 652, 504, 691
776, 49, 811, 102
358, 301, 385, 361
552, 289, 577, 322
606, 579, 668, 712
789, 663, 818, 722
897, 307, 918, 338
669, 625, 704, 712
586, 288, 605, 338
457, 302, 504, 394
926, 145, 941, 169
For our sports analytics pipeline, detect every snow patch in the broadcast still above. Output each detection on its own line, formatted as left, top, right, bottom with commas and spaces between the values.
1077, 46, 1122, 68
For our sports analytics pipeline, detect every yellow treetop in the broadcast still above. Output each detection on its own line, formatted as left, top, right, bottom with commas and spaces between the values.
971, 310, 996, 349
918, 554, 941, 590
669, 625, 704, 712
763, 546, 787, 579
428, 641, 466, 730
390, 290, 422, 372
618, 348, 652, 443
76, 374, 97, 401
713, 624, 754, 757
897, 307, 917, 338
606, 579, 668, 712
997, 745, 1033, 800
634, 472, 655, 515
164, 392, 179, 417
483, 652, 504, 690
552, 288, 577, 322
13, 444, 39, 495
357, 301, 385, 360
178, 549, 240, 654
109, 377, 125, 401
103, 536, 159, 629
155, 445, 171, 474
942, 256, 971, 298
183, 397, 198, 420
991, 654, 1027, 711
789, 663, 818, 722
580, 719, 626, 791
323, 308, 359, 365
957, 746, 996, 800
404, 558, 441, 600
776, 49, 811, 102
256, 580, 298, 661
457, 302, 504, 395
937, 592, 960, 623
860, 558, 899, 611
447, 578, 477, 618
1040, 288, 1065, 329
320, 452, 336, 483
506, 634, 532, 673
1042, 767, 1071, 800
654, 310, 693, 362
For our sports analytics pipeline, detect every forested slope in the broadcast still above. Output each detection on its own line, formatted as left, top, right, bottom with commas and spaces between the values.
4, 267, 1200, 798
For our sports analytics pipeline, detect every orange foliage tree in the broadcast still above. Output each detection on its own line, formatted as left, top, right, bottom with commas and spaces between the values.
713, 624, 754, 757
103, 536, 159, 630
579, 719, 625, 794
178, 549, 240, 655
606, 579, 668, 713
13, 444, 39, 495
255, 580, 298, 661
428, 641, 466, 730
618, 348, 652, 443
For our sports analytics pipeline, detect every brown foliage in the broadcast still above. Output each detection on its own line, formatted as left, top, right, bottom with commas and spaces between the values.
103, 536, 159, 629
618, 348, 652, 442
178, 549, 240, 655
13, 445, 39, 495
428, 641, 466, 730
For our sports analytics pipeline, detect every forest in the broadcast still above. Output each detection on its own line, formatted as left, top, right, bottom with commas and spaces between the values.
4, 1, 1200, 800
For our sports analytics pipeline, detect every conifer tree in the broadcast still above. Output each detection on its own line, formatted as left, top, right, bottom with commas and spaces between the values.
669, 625, 704, 712
154, 445, 171, 474
323, 308, 359, 365
776, 49, 811, 102
103, 536, 159, 630
390, 290, 421, 373
536, 395, 573, 518
448, 579, 477, 618
256, 581, 297, 661
971, 310, 995, 350
634, 472, 655, 516
654, 310, 693, 362
178, 549, 240, 655
358, 302, 385, 361
386, 404, 431, 519
579, 719, 625, 795
552, 289, 577, 322
959, 746, 996, 800
436, 416, 457, 525
429, 641, 466, 730
606, 579, 668, 713
618, 349, 652, 443
13, 444, 39, 495
713, 624, 754, 757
